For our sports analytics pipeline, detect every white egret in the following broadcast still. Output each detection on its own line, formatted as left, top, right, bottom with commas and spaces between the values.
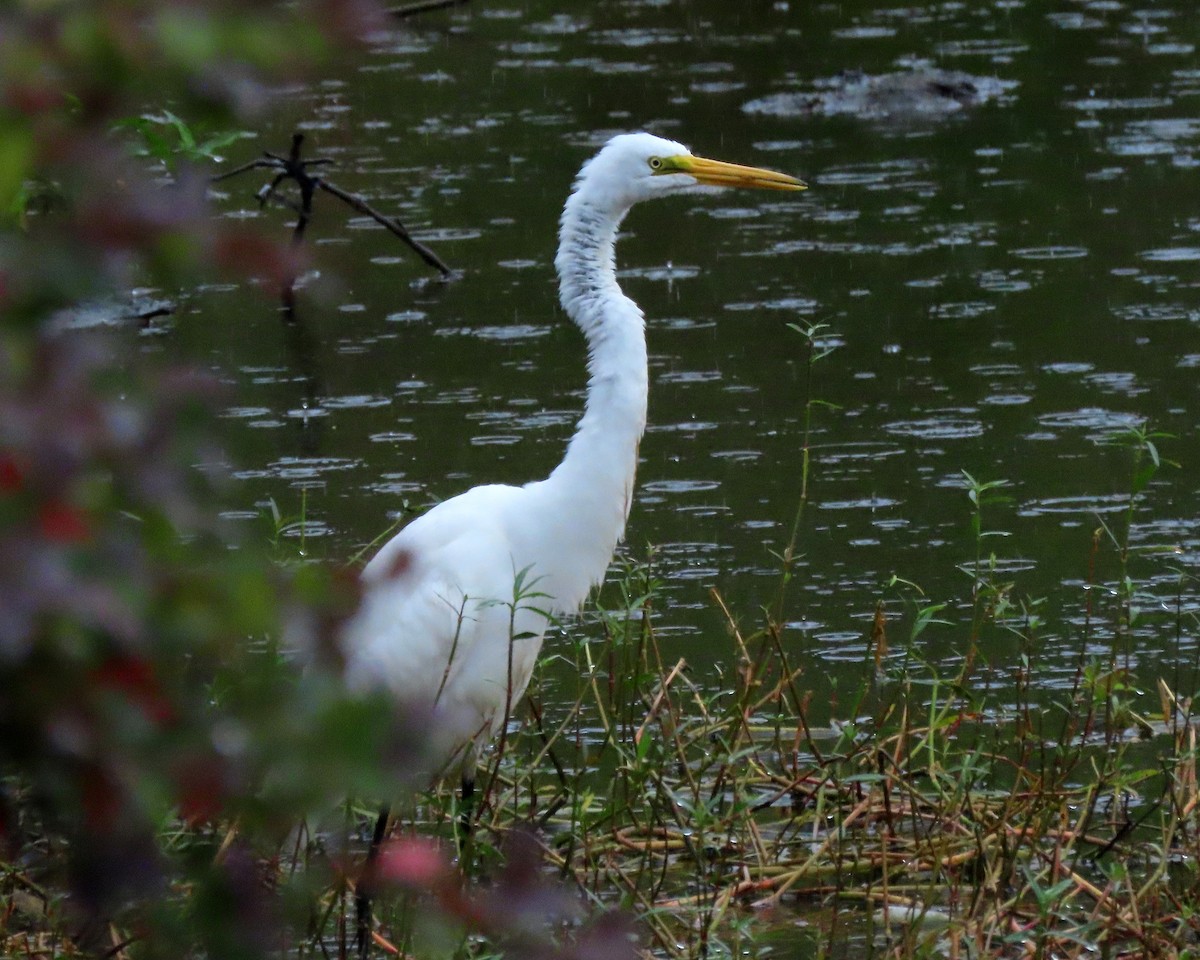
343, 131, 804, 952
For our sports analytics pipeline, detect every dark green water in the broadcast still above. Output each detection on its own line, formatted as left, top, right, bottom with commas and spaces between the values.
174, 0, 1198, 717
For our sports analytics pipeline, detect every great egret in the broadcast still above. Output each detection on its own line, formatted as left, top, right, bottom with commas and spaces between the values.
342, 131, 803, 951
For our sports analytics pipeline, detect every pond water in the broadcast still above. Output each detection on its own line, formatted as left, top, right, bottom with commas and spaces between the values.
174, 0, 1199, 718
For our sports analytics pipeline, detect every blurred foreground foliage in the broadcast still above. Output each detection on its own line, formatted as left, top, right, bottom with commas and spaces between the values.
0, 3, 627, 958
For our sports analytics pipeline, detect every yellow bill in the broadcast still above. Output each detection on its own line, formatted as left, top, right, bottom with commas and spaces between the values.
661, 154, 807, 191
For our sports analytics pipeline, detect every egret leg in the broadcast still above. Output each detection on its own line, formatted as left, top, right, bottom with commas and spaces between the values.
356, 804, 391, 959
458, 774, 475, 841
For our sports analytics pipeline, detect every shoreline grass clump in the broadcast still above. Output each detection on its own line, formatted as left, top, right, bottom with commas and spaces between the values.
418, 529, 1198, 960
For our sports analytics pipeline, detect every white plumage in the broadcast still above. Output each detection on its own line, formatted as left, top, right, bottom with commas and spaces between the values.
341, 132, 805, 784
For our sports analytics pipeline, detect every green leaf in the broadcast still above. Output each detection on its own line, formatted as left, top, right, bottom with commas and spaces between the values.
0, 124, 34, 219
635, 731, 652, 760
1131, 460, 1158, 495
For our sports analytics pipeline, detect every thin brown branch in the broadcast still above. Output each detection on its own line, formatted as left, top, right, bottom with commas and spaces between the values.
390, 0, 469, 19
209, 158, 277, 183
216, 133, 453, 283
315, 178, 453, 278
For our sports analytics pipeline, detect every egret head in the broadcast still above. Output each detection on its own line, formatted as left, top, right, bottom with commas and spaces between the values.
574, 132, 806, 213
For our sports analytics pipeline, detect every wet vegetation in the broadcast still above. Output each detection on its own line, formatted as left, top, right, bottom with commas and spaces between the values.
351, 324, 1200, 960
3, 1, 1200, 959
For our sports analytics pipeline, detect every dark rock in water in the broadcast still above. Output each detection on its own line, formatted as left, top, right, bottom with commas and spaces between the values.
48, 292, 175, 333
743, 68, 1017, 121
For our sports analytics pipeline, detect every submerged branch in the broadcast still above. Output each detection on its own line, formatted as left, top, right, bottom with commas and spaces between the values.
390, 0, 470, 18
316, 179, 452, 278
212, 132, 454, 298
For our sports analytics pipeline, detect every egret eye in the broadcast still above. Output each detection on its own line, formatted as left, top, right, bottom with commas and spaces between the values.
648, 157, 663, 170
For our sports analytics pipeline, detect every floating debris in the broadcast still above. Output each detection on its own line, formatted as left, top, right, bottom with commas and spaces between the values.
47, 292, 175, 332
743, 68, 1018, 121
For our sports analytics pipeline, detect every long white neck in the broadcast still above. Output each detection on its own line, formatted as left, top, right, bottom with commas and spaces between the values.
554, 189, 649, 488
520, 185, 648, 608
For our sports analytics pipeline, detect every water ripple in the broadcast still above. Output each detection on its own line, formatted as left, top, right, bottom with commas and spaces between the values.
1036, 408, 1145, 438
724, 297, 820, 313
1010, 246, 1089, 260
321, 395, 392, 410
817, 442, 906, 463
930, 301, 996, 320
1140, 247, 1200, 261
433, 324, 550, 340
1018, 494, 1130, 517
771, 238, 935, 257
1111, 303, 1198, 322
234, 457, 361, 481
1065, 97, 1174, 112
818, 497, 902, 511
1042, 362, 1094, 375
642, 479, 722, 495
619, 264, 701, 282
656, 370, 722, 385
885, 416, 985, 440
1083, 371, 1146, 396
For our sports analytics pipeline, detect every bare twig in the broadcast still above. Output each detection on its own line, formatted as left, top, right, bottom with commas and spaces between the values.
210, 157, 280, 183
212, 132, 453, 298
390, 0, 469, 19
316, 179, 451, 277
